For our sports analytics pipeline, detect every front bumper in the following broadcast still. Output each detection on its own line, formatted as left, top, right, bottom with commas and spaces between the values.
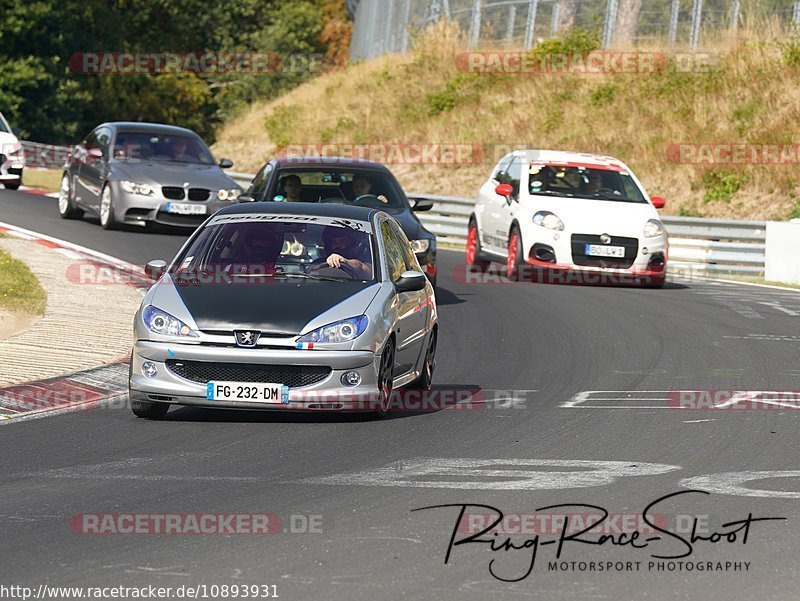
129, 341, 385, 412
112, 185, 236, 227
0, 154, 23, 182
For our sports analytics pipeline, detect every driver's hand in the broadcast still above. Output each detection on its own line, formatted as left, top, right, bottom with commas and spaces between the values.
378, 195, 389, 204
327, 253, 347, 269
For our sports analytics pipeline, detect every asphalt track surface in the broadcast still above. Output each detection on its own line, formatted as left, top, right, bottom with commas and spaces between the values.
1, 188, 799, 600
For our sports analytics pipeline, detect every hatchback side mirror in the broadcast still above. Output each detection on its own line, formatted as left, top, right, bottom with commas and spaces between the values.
144, 259, 167, 281
651, 196, 666, 209
495, 183, 514, 198
219, 158, 234, 169
395, 270, 427, 293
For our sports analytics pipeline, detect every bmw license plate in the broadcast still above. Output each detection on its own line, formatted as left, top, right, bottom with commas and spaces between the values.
207, 381, 289, 404
166, 202, 207, 215
585, 244, 625, 258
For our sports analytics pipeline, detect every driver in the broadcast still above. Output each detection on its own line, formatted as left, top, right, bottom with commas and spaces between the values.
584, 172, 603, 195
352, 174, 388, 204
322, 226, 372, 279
281, 174, 303, 202
169, 138, 193, 162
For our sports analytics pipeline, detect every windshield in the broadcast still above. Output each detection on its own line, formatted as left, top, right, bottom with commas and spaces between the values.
112, 131, 214, 165
0, 113, 9, 133
171, 219, 375, 282
528, 164, 647, 203
269, 169, 408, 209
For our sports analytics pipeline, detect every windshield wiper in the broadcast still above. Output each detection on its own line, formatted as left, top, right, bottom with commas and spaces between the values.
284, 272, 352, 283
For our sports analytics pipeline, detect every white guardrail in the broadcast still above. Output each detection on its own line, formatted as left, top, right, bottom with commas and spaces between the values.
229, 172, 766, 278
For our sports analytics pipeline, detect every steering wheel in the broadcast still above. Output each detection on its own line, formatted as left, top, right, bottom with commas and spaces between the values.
306, 257, 360, 279
595, 188, 617, 196
353, 194, 381, 205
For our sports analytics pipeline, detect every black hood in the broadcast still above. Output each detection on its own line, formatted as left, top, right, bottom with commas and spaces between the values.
175, 279, 375, 335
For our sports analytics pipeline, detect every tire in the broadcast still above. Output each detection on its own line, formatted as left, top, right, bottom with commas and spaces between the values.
4, 181, 20, 191
99, 185, 118, 230
58, 174, 84, 219
410, 329, 437, 390
466, 219, 490, 272
374, 339, 396, 418
130, 398, 170, 419
506, 225, 524, 281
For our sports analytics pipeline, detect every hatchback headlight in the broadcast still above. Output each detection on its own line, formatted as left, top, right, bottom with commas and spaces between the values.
297, 316, 368, 345
644, 219, 665, 238
121, 181, 154, 196
410, 239, 430, 253
217, 188, 241, 201
8, 144, 24, 158
142, 306, 198, 337
533, 211, 565, 231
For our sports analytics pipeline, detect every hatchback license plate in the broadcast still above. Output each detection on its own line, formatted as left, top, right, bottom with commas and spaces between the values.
207, 381, 289, 403
166, 202, 206, 215
585, 244, 625, 258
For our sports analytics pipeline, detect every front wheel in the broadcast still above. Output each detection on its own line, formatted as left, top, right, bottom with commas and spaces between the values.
58, 174, 84, 219
466, 219, 490, 272
99, 185, 118, 230
374, 339, 395, 417
4, 181, 20, 191
130, 398, 169, 419
506, 225, 524, 281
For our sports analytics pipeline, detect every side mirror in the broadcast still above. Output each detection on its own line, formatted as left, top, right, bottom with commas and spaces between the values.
144, 259, 167, 281
495, 183, 514, 199
237, 194, 255, 203
411, 198, 434, 212
87, 147, 103, 161
395, 270, 427, 293
219, 158, 234, 169
651, 196, 666, 209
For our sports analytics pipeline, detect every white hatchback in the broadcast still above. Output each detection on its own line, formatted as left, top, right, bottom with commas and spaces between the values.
0, 111, 24, 190
468, 150, 668, 287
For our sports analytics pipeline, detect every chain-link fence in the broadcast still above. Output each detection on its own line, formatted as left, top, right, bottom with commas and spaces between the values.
350, 0, 800, 58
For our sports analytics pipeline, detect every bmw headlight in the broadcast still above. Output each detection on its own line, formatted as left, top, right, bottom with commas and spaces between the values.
644, 219, 665, 238
121, 181, 154, 196
217, 188, 241, 201
410, 239, 430, 253
533, 211, 565, 231
142, 306, 198, 337
297, 316, 368, 345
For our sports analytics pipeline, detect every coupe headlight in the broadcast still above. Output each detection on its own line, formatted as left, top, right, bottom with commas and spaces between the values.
644, 219, 665, 238
410, 239, 430, 253
121, 181, 154, 196
217, 188, 241, 201
533, 211, 565, 231
297, 316, 368, 345
142, 306, 198, 338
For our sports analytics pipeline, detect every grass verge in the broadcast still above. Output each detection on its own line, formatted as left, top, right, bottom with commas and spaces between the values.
0, 247, 47, 315
22, 168, 61, 193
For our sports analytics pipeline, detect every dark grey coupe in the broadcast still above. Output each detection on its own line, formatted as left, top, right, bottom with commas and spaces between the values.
58, 122, 242, 229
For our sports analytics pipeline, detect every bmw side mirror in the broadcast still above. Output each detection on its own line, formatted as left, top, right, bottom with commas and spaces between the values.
87, 147, 103, 161
395, 270, 426, 293
219, 158, 234, 169
144, 259, 167, 281
650, 196, 666, 209
411, 198, 434, 212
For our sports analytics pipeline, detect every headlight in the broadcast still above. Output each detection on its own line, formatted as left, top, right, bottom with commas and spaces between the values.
297, 316, 368, 345
217, 188, 241, 201
8, 144, 23, 158
644, 219, 665, 238
533, 211, 565, 231
410, 239, 430, 253
120, 181, 154, 196
142, 306, 198, 337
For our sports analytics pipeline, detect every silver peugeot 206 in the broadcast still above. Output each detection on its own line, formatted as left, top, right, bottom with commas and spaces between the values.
129, 202, 438, 418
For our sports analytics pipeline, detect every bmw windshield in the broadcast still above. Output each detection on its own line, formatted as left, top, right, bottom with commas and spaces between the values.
112, 131, 215, 165
528, 164, 648, 203
171, 218, 376, 282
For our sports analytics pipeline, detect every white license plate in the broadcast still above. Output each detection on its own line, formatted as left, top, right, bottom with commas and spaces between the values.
166, 202, 207, 215
585, 244, 625, 258
206, 381, 289, 403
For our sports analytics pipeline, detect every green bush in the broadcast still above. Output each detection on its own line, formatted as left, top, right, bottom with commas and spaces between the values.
589, 83, 617, 107
702, 169, 749, 203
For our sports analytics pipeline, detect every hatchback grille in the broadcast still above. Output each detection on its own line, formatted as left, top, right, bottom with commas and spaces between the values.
188, 188, 211, 201
571, 234, 638, 269
166, 360, 331, 388
162, 186, 185, 200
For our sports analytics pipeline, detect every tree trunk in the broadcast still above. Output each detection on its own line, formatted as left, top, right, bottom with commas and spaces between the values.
557, 0, 579, 32
615, 0, 643, 47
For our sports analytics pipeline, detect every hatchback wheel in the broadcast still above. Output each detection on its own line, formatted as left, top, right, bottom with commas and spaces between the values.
410, 329, 437, 390
130, 399, 169, 419
506, 226, 523, 281
375, 340, 395, 417
466, 220, 490, 272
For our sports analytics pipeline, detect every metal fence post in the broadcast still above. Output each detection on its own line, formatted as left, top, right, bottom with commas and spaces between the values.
690, 0, 703, 50
506, 5, 517, 44
729, 0, 740, 31
602, 0, 619, 49
668, 0, 680, 45
384, 0, 396, 54
524, 0, 540, 49
442, 0, 451, 19
550, 3, 560, 36
793, 1, 800, 31
401, 0, 413, 53
469, 0, 482, 48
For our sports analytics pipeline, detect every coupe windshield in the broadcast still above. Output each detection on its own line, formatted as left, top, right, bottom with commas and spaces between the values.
112, 131, 214, 165
172, 219, 375, 282
270, 169, 407, 209
528, 164, 647, 203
